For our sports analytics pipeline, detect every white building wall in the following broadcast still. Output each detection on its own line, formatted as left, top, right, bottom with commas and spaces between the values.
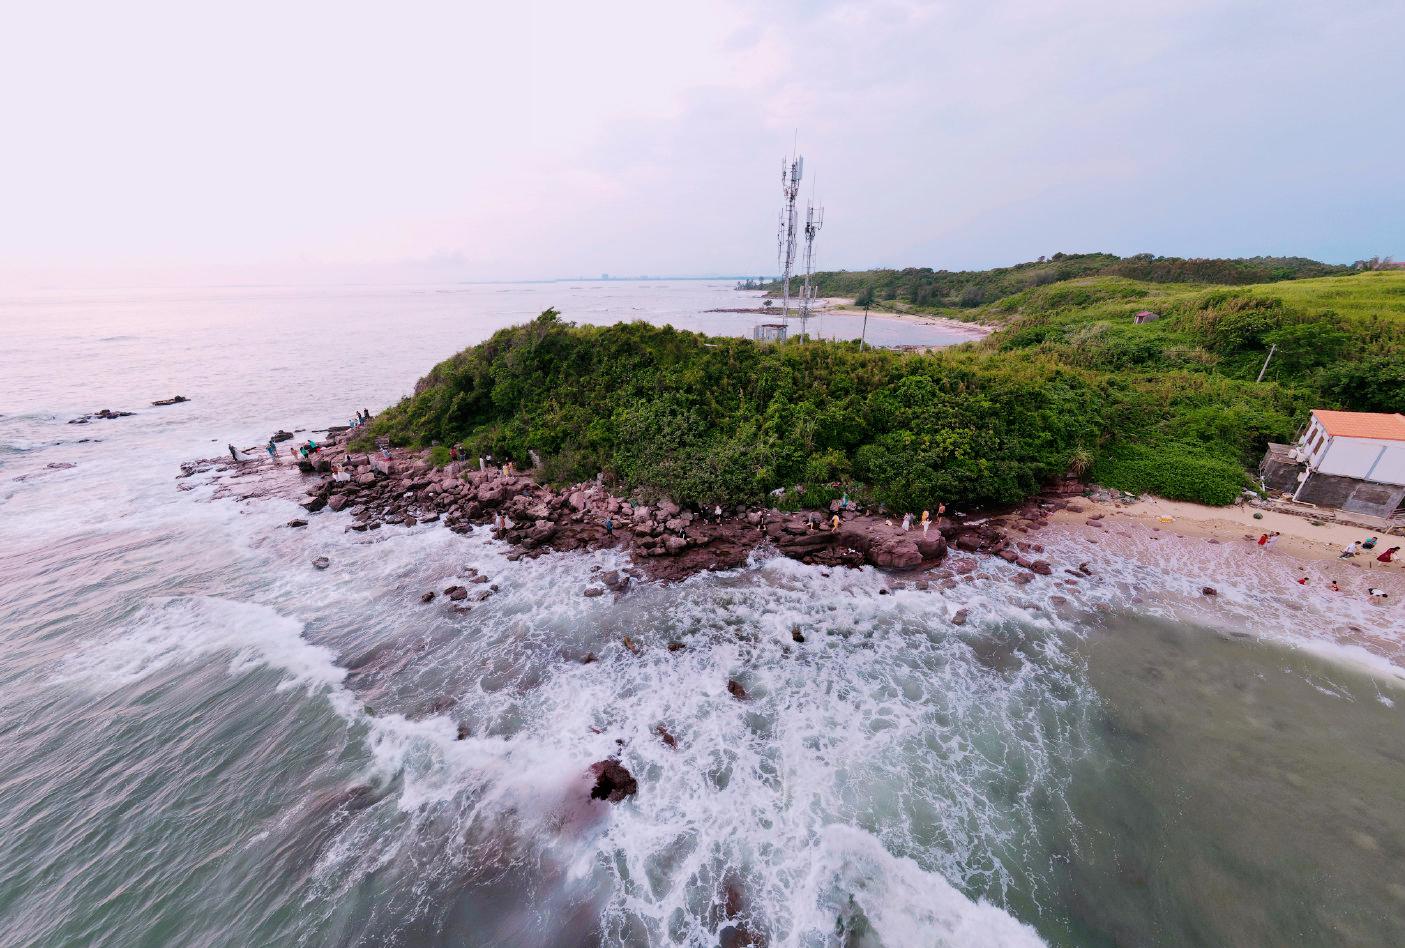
1317, 436, 1405, 486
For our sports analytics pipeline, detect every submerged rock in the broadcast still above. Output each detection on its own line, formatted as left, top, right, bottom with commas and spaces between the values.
420, 591, 435, 603
312, 556, 330, 570
588, 759, 637, 803
727, 679, 748, 700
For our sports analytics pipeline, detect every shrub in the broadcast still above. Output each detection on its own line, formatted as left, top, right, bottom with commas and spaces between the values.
1090, 442, 1246, 505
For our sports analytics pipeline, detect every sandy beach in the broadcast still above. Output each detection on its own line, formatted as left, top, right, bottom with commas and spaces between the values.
1048, 494, 1405, 573
813, 298, 996, 339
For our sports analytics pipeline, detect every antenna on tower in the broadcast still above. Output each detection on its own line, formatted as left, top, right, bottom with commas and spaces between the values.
777, 149, 803, 329
799, 200, 824, 339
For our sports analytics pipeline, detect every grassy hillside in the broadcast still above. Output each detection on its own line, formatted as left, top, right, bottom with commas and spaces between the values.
771, 253, 1354, 312
369, 271, 1404, 511
976, 270, 1405, 500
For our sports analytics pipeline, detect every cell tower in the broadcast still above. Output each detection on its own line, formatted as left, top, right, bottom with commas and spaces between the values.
776, 152, 803, 326
799, 202, 824, 338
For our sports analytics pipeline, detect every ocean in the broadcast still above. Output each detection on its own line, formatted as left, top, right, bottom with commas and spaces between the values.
1, 281, 1402, 946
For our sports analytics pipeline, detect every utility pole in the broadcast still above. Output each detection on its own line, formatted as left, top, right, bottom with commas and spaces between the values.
1256, 343, 1278, 383
859, 306, 869, 352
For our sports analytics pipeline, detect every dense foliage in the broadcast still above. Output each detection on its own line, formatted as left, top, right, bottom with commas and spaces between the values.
369, 270, 1404, 509
365, 312, 1103, 512
771, 252, 1353, 312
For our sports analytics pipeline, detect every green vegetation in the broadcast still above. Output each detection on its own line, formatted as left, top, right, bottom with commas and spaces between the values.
773, 252, 1352, 314
368, 268, 1405, 510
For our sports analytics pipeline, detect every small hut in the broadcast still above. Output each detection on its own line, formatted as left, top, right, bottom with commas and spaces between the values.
753, 323, 787, 343
1133, 310, 1160, 324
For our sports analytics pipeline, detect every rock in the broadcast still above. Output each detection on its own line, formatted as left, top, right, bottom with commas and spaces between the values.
301, 495, 327, 513
456, 722, 471, 740
583, 586, 605, 598
581, 652, 596, 664
588, 759, 637, 803
951, 608, 969, 626
286, 519, 307, 528
791, 627, 805, 643
655, 725, 677, 749
727, 679, 748, 700
445, 586, 468, 601
952, 559, 977, 575
1030, 560, 1053, 575
666, 641, 686, 652
356, 472, 376, 486
1011, 572, 1034, 585
656, 498, 680, 519
402, 516, 417, 528
270, 430, 294, 443
664, 535, 688, 555
622, 636, 640, 654
601, 570, 630, 592
420, 591, 435, 603
867, 538, 923, 570
470, 574, 489, 584
954, 532, 982, 552
151, 395, 189, 406
1049, 595, 1068, 605
312, 556, 330, 570
327, 494, 349, 512
1201, 586, 1217, 597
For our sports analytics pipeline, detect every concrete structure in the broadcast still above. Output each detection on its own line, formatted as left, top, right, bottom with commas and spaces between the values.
753, 322, 787, 343
1133, 310, 1160, 324
1259, 410, 1405, 518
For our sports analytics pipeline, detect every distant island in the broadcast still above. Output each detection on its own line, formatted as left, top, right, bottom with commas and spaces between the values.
362, 254, 1404, 510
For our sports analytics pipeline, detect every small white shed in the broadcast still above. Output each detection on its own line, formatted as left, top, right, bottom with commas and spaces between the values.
1295, 410, 1405, 486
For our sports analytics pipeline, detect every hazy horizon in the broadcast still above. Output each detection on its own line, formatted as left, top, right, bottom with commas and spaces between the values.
2, 0, 1401, 290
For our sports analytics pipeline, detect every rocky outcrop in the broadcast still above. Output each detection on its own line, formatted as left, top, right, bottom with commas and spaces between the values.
588, 759, 637, 803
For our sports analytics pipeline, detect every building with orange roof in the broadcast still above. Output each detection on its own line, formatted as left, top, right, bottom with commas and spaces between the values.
1259, 410, 1405, 519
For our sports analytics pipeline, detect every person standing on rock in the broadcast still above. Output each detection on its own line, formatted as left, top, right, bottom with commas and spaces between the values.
921, 510, 930, 534
265, 440, 278, 461
604, 517, 614, 536
901, 513, 912, 531
830, 513, 840, 531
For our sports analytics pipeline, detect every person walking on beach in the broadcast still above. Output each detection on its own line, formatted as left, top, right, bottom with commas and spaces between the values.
1340, 541, 1359, 559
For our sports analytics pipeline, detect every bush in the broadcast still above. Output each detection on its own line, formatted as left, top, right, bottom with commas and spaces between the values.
1090, 442, 1247, 505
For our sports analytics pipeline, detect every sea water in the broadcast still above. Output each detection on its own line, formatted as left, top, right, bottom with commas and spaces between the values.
1, 282, 1402, 946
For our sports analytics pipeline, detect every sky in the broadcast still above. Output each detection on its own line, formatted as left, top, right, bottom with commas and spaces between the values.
1, 0, 1401, 286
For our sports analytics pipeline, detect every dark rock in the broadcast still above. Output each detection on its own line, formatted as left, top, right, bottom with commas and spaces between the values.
421, 591, 435, 603
1201, 586, 1217, 597
327, 494, 349, 512
581, 652, 596, 664
445, 586, 468, 601
456, 722, 471, 740
151, 395, 189, 406
1030, 560, 1053, 575
951, 608, 970, 626
301, 495, 327, 513
583, 586, 605, 598
791, 627, 805, 643
286, 519, 308, 528
312, 556, 330, 570
270, 430, 294, 443
588, 759, 637, 803
655, 725, 677, 749
1011, 572, 1034, 585
667, 641, 686, 652
727, 679, 748, 700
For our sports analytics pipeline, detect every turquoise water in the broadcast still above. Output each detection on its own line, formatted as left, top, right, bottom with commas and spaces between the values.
1, 282, 1402, 946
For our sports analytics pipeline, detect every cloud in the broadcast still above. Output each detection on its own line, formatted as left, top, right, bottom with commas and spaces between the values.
0, 0, 1400, 284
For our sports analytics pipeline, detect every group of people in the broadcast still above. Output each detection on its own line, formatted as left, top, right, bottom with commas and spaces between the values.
346, 408, 371, 429
1340, 536, 1399, 564
897, 506, 945, 534
1296, 574, 1392, 598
